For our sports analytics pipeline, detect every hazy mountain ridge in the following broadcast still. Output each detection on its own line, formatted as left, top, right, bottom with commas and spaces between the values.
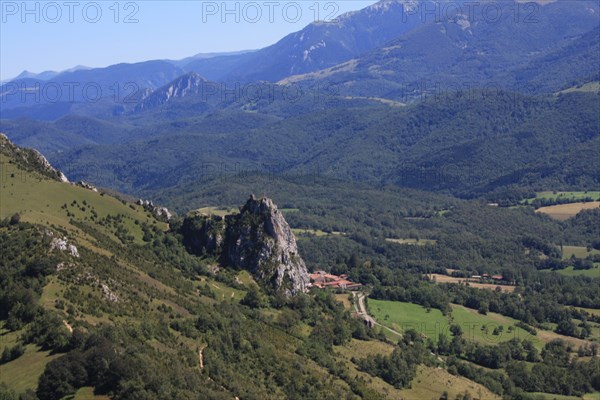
42, 91, 600, 200
0, 60, 185, 118
1, 0, 598, 120
283, 0, 600, 98
218, 0, 438, 83
1, 0, 598, 201
135, 72, 210, 111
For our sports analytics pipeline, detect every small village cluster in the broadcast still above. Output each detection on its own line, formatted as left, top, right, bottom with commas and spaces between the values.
470, 273, 504, 281
308, 271, 362, 290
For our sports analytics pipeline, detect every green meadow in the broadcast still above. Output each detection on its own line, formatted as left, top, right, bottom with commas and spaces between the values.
556, 266, 600, 278
368, 299, 543, 347
0, 154, 167, 245
523, 191, 600, 204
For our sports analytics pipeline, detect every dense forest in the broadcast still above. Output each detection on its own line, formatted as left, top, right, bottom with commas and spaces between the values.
2, 90, 597, 202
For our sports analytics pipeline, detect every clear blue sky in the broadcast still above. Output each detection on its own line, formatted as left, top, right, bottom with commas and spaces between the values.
0, 1, 377, 80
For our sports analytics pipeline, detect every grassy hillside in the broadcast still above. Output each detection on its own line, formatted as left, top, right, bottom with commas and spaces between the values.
0, 154, 167, 245
2, 136, 513, 400
1, 137, 598, 400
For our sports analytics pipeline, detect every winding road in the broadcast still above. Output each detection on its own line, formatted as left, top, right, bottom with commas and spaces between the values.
353, 292, 403, 338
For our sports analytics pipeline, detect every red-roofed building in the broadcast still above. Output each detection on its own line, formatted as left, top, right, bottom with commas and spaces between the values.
309, 271, 362, 290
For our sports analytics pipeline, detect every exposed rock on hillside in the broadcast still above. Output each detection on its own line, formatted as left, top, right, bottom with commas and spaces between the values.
77, 180, 98, 192
181, 196, 310, 296
135, 72, 209, 111
137, 199, 173, 222
49, 236, 80, 258
0, 133, 69, 182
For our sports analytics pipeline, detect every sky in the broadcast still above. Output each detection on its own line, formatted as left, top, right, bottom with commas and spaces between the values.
0, 0, 378, 80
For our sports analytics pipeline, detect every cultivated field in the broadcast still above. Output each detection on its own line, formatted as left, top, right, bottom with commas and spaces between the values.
556, 266, 600, 278
577, 307, 600, 317
334, 293, 353, 310
67, 387, 111, 399
368, 299, 542, 346
429, 274, 517, 293
368, 299, 597, 349
524, 191, 600, 204
536, 201, 600, 221
292, 228, 345, 237
562, 246, 600, 260
385, 238, 437, 246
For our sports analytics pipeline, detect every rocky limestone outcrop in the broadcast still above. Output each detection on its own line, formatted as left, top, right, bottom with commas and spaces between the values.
0, 133, 68, 182
49, 236, 80, 258
181, 195, 310, 296
31, 149, 69, 182
77, 180, 98, 192
137, 199, 172, 222
135, 72, 209, 112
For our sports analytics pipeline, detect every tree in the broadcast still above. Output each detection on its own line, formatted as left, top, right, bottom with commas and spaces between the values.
450, 324, 463, 337
9, 213, 20, 225
438, 333, 450, 355
241, 286, 263, 309
542, 340, 570, 367
478, 303, 489, 315
0, 343, 24, 364
36, 351, 88, 400
556, 320, 577, 337
277, 309, 300, 330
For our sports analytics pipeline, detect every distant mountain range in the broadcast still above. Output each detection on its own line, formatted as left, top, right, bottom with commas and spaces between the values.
3, 51, 252, 83
282, 0, 600, 98
2, 65, 91, 83
196, 0, 436, 82
0, 60, 185, 119
2, 0, 598, 121
1, 0, 598, 202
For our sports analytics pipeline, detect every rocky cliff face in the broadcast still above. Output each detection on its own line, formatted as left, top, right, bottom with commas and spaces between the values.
136, 199, 173, 222
135, 72, 209, 111
0, 133, 69, 182
181, 196, 310, 295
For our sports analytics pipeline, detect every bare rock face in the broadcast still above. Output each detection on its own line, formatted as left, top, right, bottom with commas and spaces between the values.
135, 72, 209, 112
136, 199, 173, 222
181, 196, 309, 296
77, 180, 98, 192
0, 133, 69, 182
49, 236, 79, 258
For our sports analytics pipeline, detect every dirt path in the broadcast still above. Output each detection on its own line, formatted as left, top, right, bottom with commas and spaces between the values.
353, 292, 403, 338
199, 346, 205, 370
63, 320, 73, 333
